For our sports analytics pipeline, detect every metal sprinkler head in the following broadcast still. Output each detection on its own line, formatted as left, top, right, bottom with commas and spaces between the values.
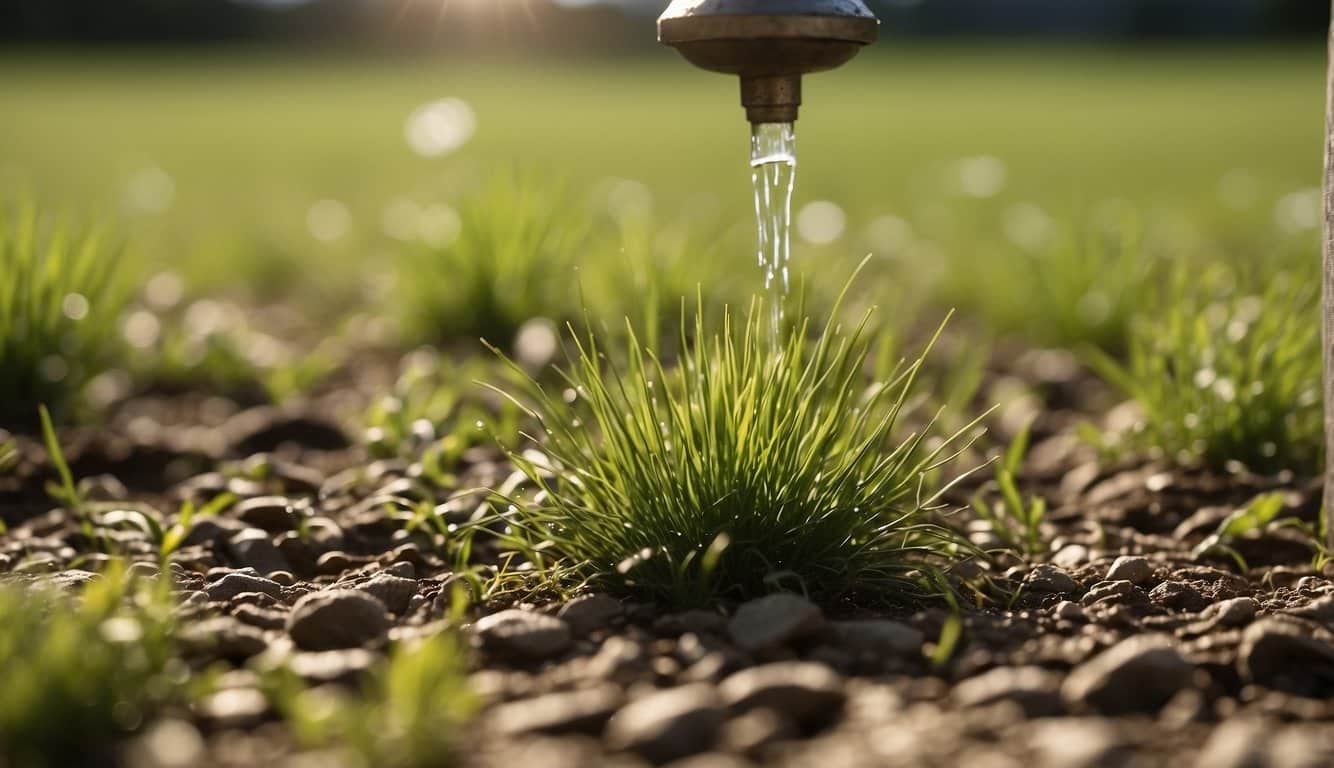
658, 0, 879, 125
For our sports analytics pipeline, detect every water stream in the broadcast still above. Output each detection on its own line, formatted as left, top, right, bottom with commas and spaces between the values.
750, 122, 797, 337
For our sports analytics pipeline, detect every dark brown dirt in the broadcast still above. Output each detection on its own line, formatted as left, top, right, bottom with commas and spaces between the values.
2, 351, 1332, 768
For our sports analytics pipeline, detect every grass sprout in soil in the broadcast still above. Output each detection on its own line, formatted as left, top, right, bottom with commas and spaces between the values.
1092, 263, 1321, 475
0, 564, 184, 768
269, 632, 476, 768
0, 203, 130, 427
363, 349, 525, 484
397, 178, 589, 348
938, 212, 1155, 356
488, 288, 985, 607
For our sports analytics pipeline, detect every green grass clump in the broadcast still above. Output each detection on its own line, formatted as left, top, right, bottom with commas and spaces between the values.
491, 295, 980, 607
1093, 266, 1321, 475
273, 632, 476, 768
939, 214, 1155, 354
397, 179, 588, 347
363, 350, 524, 484
0, 204, 128, 427
0, 565, 183, 768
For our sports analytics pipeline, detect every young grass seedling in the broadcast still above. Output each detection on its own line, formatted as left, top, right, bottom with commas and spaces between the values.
0, 563, 183, 767
970, 422, 1048, 559
271, 632, 477, 768
37, 404, 96, 546
1093, 266, 1321, 474
0, 436, 17, 476
397, 178, 589, 347
487, 283, 985, 607
1191, 492, 1288, 570
1, 204, 129, 427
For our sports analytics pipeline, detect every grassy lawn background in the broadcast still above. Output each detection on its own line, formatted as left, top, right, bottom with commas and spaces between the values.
0, 46, 1323, 337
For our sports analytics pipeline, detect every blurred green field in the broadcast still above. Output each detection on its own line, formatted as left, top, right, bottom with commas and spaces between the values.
0, 46, 1324, 341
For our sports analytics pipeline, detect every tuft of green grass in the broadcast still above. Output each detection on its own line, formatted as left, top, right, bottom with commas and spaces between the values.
1092, 265, 1321, 475
488, 291, 983, 607
939, 213, 1155, 354
364, 350, 523, 486
271, 632, 476, 768
0, 563, 185, 768
0, 204, 129, 427
397, 178, 588, 347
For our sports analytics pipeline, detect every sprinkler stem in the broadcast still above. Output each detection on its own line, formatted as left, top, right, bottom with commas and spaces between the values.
741, 75, 803, 125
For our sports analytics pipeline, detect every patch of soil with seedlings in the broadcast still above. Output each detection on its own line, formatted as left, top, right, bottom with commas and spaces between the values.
4, 323, 1333, 768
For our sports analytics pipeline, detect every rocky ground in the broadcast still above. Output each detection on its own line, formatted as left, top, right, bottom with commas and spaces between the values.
3, 368, 1334, 768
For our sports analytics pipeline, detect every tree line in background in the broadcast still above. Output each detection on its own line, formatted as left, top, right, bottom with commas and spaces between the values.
0, 0, 1325, 46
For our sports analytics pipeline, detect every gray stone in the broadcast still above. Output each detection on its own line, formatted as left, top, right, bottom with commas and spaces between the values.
1105, 556, 1154, 586
287, 589, 391, 651
1024, 565, 1082, 595
180, 617, 267, 660
605, 684, 725, 764
588, 636, 650, 683
953, 666, 1065, 718
1239, 618, 1334, 696
232, 603, 287, 631
1150, 580, 1208, 612
1054, 601, 1087, 622
196, 688, 268, 728
1051, 544, 1089, 568
474, 609, 572, 661
358, 574, 418, 615
234, 496, 296, 532
719, 661, 845, 725
182, 517, 245, 548
1270, 726, 1334, 768
228, 530, 288, 575
667, 755, 754, 768
491, 684, 623, 735
1202, 597, 1260, 629
1061, 634, 1193, 715
1029, 718, 1130, 768
205, 572, 283, 603
127, 719, 206, 768
1081, 580, 1145, 608
719, 708, 798, 759
1193, 720, 1270, 768
288, 649, 379, 685
315, 551, 353, 576
1289, 595, 1334, 624
830, 619, 924, 657
558, 594, 624, 636
728, 594, 824, 655
654, 610, 727, 637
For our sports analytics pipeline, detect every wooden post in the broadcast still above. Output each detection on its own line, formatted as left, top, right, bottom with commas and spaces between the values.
1324, 2, 1334, 552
